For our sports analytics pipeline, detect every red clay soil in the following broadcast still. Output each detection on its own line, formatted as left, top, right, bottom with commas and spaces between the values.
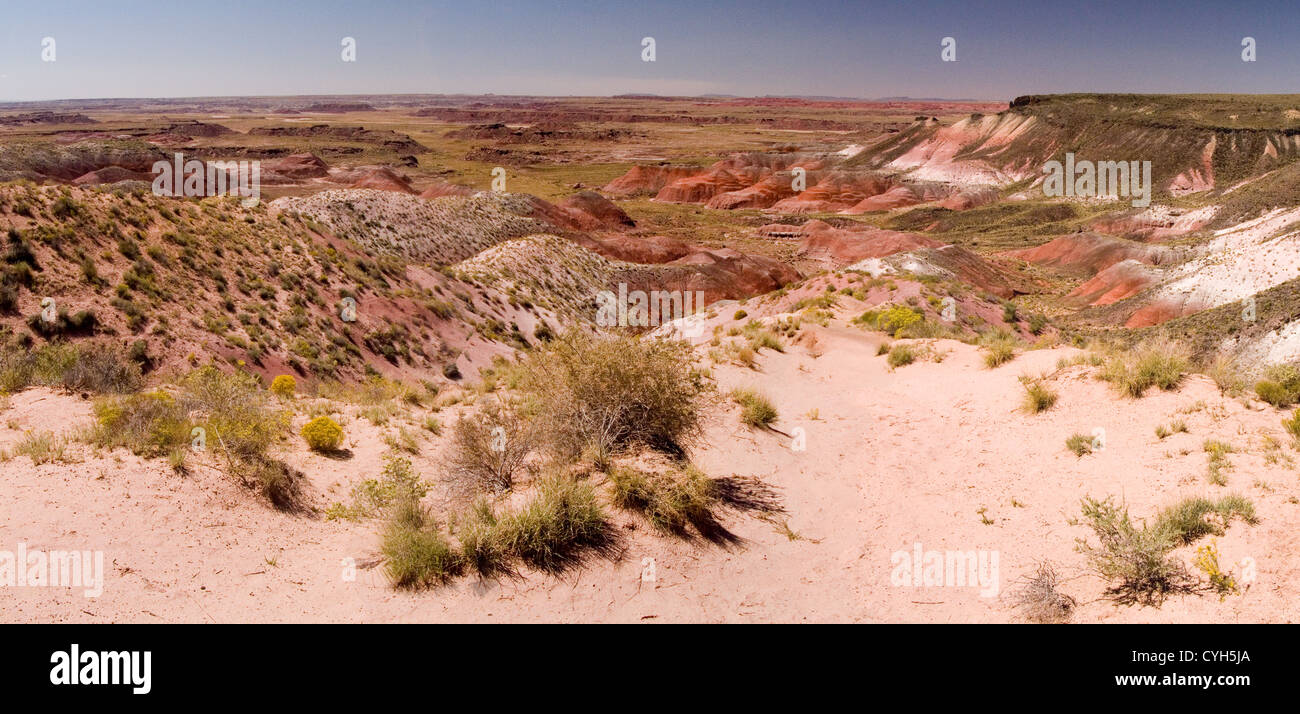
70, 166, 153, 184
795, 220, 941, 265
602, 165, 699, 197
556, 190, 636, 230
1066, 259, 1162, 306
1002, 233, 1175, 275
771, 172, 897, 213
418, 180, 476, 199
349, 167, 416, 194
263, 153, 330, 180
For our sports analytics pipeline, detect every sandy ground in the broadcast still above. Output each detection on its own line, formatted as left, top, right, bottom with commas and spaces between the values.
2, 325, 1299, 623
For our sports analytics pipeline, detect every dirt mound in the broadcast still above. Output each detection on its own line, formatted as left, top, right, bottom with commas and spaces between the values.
1089, 205, 1217, 241
770, 172, 897, 213
70, 166, 154, 185
656, 166, 759, 203
936, 187, 1001, 211
556, 190, 635, 230
602, 165, 699, 196
0, 139, 166, 182
841, 185, 922, 213
349, 167, 416, 194
263, 153, 329, 180
0, 112, 97, 126
418, 180, 476, 199
1067, 259, 1163, 306
576, 234, 693, 263
1003, 233, 1177, 275
706, 173, 800, 210
796, 220, 942, 266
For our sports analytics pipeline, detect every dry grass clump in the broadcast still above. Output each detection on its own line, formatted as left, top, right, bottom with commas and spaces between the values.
610, 464, 718, 536
886, 343, 916, 368
1065, 432, 1096, 456
1019, 376, 1058, 413
1203, 439, 1234, 485
1010, 561, 1077, 623
981, 332, 1017, 368
519, 331, 704, 459
730, 387, 777, 427
12, 430, 72, 465
1098, 337, 1190, 397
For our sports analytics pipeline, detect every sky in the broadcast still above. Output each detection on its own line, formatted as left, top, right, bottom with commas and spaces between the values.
1, 0, 1298, 102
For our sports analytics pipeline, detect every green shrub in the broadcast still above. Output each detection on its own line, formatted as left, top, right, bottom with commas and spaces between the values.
610, 465, 717, 536
730, 388, 777, 427
492, 476, 611, 572
1020, 378, 1058, 413
519, 332, 704, 457
887, 343, 916, 368
381, 506, 463, 589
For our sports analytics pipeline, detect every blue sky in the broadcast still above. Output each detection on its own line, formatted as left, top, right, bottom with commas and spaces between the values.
1, 0, 1297, 102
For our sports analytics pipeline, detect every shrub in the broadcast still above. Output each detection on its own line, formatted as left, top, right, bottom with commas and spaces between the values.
887, 343, 916, 368
1020, 377, 1057, 413
270, 374, 296, 398
301, 416, 344, 452
381, 506, 462, 589
1074, 496, 1193, 605
92, 390, 191, 457
733, 309, 747, 320
336, 455, 430, 521
730, 388, 777, 427
856, 305, 922, 337
1253, 363, 1300, 406
492, 476, 611, 572
1203, 440, 1233, 485
1010, 561, 1076, 623
519, 332, 704, 457
1283, 409, 1300, 440
1065, 433, 1095, 457
181, 367, 286, 461
60, 343, 144, 393
1099, 337, 1189, 397
1193, 540, 1238, 600
610, 465, 718, 536
448, 399, 537, 493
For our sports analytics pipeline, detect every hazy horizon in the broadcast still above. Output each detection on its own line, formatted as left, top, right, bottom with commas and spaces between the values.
1, 0, 1297, 103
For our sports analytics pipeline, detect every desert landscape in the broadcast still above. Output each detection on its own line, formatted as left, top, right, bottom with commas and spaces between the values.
1, 89, 1299, 625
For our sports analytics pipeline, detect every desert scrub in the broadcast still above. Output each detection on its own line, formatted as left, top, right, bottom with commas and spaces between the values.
1065, 432, 1096, 457
519, 331, 704, 458
886, 343, 916, 368
270, 374, 296, 398
0, 340, 142, 394
1010, 561, 1076, 623
981, 332, 1017, 368
1074, 494, 1255, 605
381, 504, 463, 589
730, 387, 777, 427
1098, 337, 1189, 397
855, 305, 922, 337
13, 430, 71, 465
610, 464, 718, 536
1192, 540, 1238, 600
1019, 377, 1058, 413
448, 398, 537, 494
92, 391, 191, 457
1203, 440, 1234, 485
301, 416, 344, 452
1154, 419, 1188, 439
1283, 408, 1300, 440
329, 454, 430, 521
491, 475, 611, 573
1253, 363, 1300, 407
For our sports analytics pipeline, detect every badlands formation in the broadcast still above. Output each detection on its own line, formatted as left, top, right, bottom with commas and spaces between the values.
2, 93, 1300, 622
